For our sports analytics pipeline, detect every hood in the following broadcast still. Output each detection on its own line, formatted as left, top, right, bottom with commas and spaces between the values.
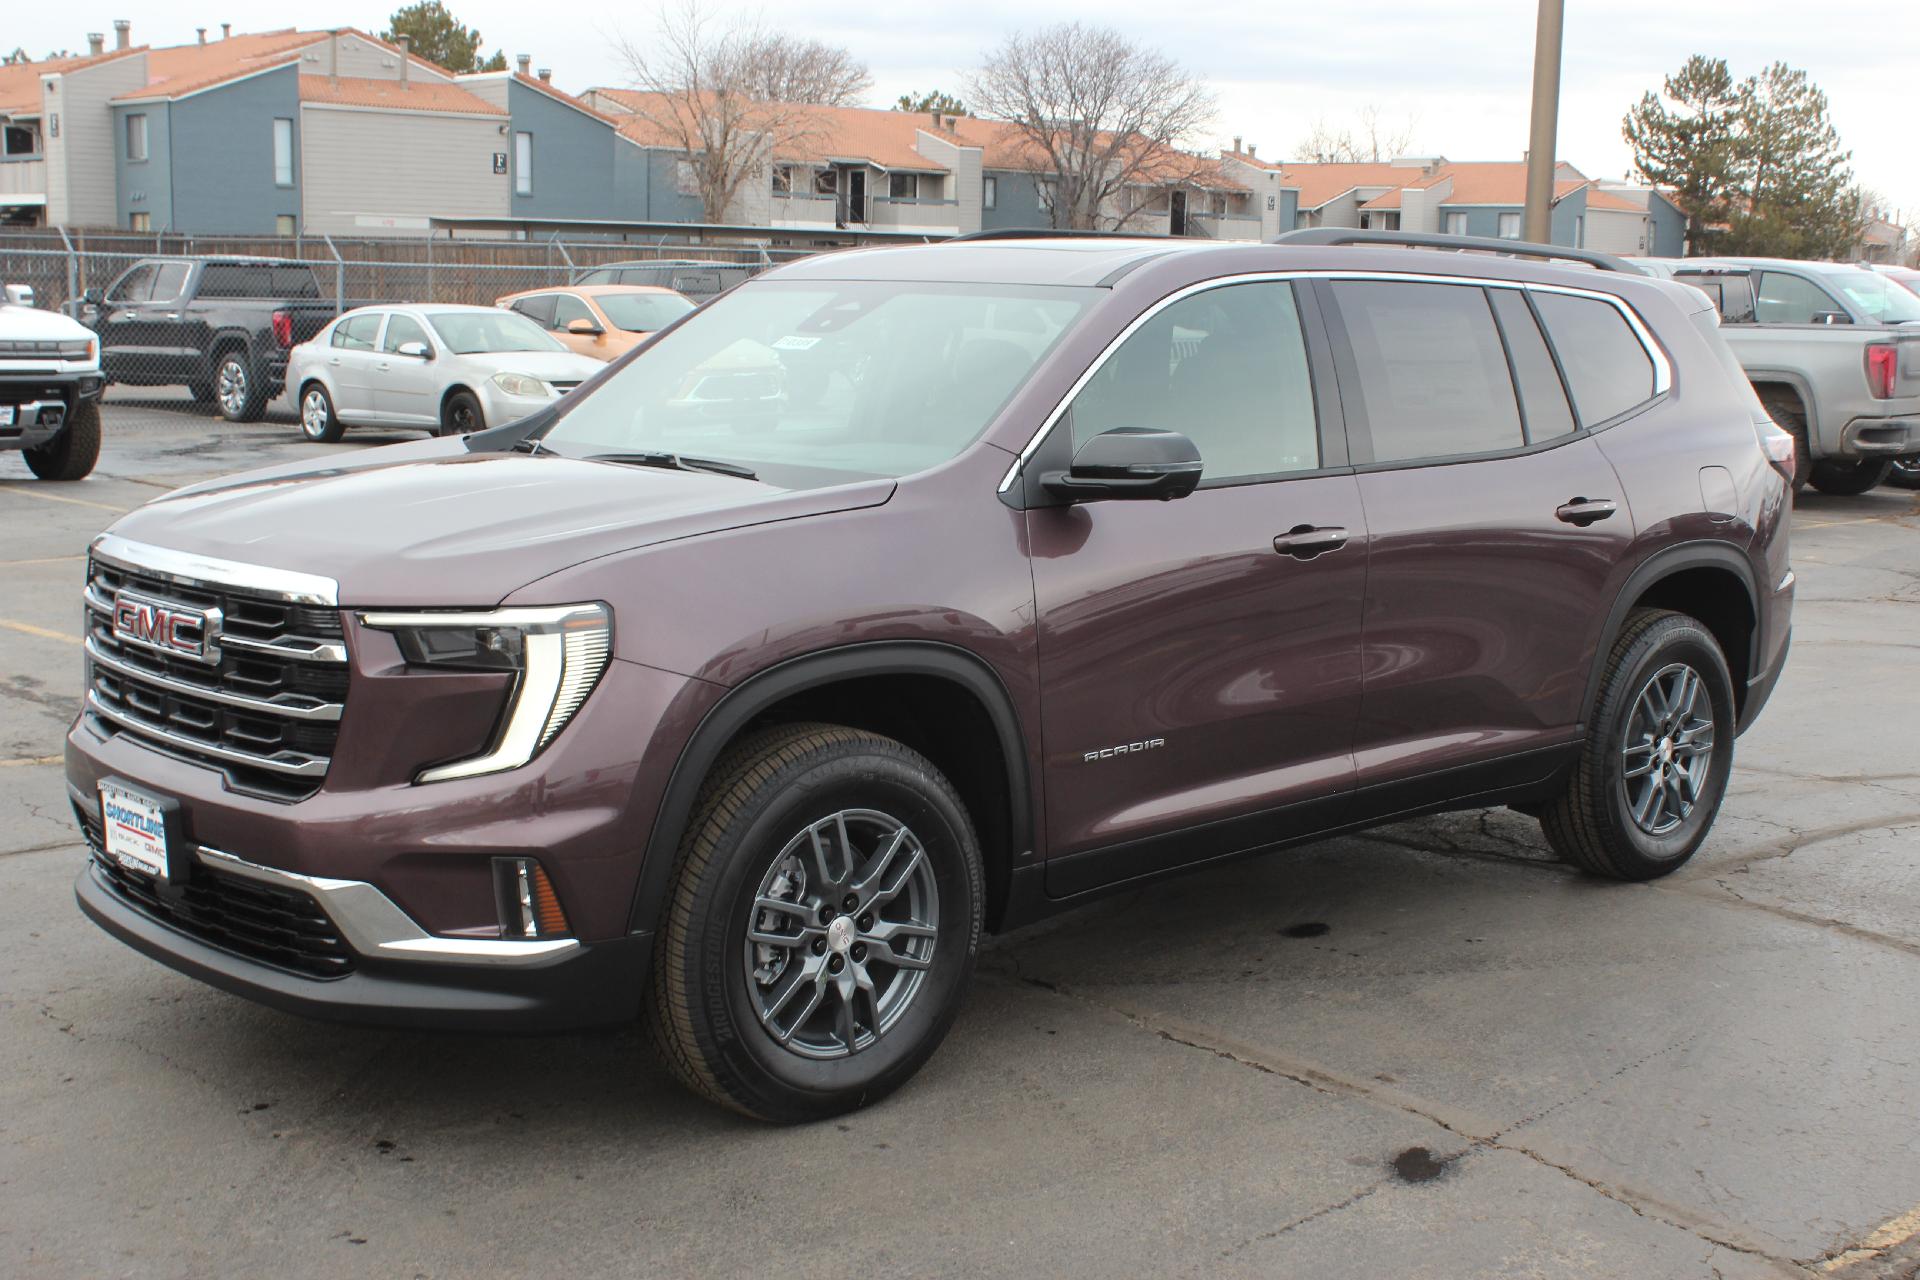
105, 438, 894, 606
0, 303, 92, 341
451, 349, 605, 380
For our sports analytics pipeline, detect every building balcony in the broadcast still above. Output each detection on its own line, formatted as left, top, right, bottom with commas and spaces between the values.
0, 156, 48, 201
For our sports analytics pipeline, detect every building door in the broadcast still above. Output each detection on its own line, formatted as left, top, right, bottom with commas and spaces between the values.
1169, 189, 1188, 236
847, 169, 867, 224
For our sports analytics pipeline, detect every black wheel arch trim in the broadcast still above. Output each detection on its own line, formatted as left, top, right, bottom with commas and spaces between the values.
623, 641, 1034, 936
1582, 540, 1761, 725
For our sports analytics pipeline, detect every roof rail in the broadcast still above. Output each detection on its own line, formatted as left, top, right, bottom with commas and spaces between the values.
945, 228, 1162, 243
1268, 228, 1635, 274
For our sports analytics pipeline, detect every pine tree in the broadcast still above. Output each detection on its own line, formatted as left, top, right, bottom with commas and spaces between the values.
1623, 56, 1740, 255
1724, 62, 1860, 259
382, 2, 505, 74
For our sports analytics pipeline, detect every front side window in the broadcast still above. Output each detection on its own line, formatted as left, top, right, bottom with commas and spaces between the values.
1754, 271, 1846, 325
514, 131, 532, 196
551, 294, 594, 331
1331, 281, 1524, 463
1497, 211, 1521, 240
273, 118, 294, 187
1531, 292, 1657, 426
125, 113, 148, 162
1071, 281, 1319, 483
106, 263, 158, 303
538, 281, 1088, 485
429, 310, 566, 354
332, 312, 383, 350
597, 291, 695, 333
1817, 268, 1920, 324
381, 313, 431, 353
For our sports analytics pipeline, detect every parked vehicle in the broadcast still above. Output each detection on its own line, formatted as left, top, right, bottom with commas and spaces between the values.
495, 285, 696, 362
68, 231, 1793, 1122
285, 304, 606, 442
1867, 264, 1920, 298
1, 290, 104, 480
572, 258, 754, 300
1638, 257, 1920, 494
69, 258, 343, 422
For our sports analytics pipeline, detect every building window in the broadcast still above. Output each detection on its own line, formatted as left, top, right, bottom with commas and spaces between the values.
813, 167, 837, 196
3, 123, 37, 157
888, 172, 919, 200
674, 159, 699, 196
129, 211, 151, 232
771, 164, 792, 195
514, 131, 532, 196
275, 214, 296, 237
982, 175, 997, 210
1037, 178, 1057, 213
1497, 211, 1521, 240
125, 113, 148, 162
1574, 215, 1584, 247
272, 118, 294, 187
1444, 212, 1467, 235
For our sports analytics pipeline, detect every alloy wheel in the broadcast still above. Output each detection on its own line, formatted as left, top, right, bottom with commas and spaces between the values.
1619, 661, 1716, 836
301, 389, 329, 438
742, 808, 939, 1060
217, 359, 249, 418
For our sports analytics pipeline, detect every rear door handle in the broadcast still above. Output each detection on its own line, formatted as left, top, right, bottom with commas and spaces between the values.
1555, 497, 1617, 526
1272, 524, 1351, 560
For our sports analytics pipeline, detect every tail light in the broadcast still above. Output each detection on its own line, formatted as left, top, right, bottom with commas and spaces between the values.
1756, 418, 1797, 485
1866, 344, 1898, 399
493, 856, 571, 938
270, 309, 294, 349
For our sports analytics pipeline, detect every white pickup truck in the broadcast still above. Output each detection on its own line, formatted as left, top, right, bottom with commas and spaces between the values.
1, 285, 104, 481
1638, 258, 1920, 495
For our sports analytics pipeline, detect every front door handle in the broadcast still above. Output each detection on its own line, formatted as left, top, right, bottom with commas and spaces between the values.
1555, 497, 1617, 527
1272, 524, 1350, 560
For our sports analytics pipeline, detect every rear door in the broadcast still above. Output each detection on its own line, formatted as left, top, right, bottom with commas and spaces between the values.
1031, 279, 1370, 893
325, 312, 386, 419
1317, 278, 1641, 799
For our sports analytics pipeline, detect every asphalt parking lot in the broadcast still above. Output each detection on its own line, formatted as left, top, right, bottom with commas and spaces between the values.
3, 400, 1919, 1279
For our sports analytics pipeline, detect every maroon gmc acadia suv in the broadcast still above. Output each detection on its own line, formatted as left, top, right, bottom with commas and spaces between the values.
69, 231, 1795, 1122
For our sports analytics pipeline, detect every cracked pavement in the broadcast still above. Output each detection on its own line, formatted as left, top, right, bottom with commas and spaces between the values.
3, 403, 1920, 1278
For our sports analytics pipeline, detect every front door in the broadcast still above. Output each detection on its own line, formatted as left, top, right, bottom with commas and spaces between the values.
1031, 279, 1368, 895
1316, 278, 1640, 795
373, 311, 440, 425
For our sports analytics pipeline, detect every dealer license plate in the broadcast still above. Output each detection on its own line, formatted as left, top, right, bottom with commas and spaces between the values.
0, 406, 15, 427
99, 783, 170, 881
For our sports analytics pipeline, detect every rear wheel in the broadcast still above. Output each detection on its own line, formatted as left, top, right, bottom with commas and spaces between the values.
23, 399, 101, 481
213, 351, 267, 422
298, 383, 345, 443
1889, 456, 1920, 490
1541, 609, 1736, 880
440, 389, 483, 436
1756, 388, 1811, 492
647, 723, 984, 1122
1808, 459, 1891, 496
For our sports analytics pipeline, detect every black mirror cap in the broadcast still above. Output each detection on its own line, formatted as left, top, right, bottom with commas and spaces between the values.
1041, 427, 1203, 502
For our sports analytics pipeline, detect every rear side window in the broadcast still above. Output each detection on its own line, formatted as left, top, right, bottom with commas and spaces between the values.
1331, 281, 1523, 463
331, 313, 382, 350
271, 266, 320, 299
149, 262, 190, 303
199, 263, 271, 298
1071, 280, 1319, 483
1487, 289, 1576, 443
1531, 293, 1657, 426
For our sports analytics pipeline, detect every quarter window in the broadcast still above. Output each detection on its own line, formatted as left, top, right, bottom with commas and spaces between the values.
1530, 292, 1657, 426
1754, 271, 1846, 325
1071, 281, 1319, 483
1331, 281, 1524, 463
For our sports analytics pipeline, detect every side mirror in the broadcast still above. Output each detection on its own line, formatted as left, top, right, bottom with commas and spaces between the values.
567, 318, 605, 336
1041, 427, 1203, 502
82, 288, 105, 307
396, 341, 432, 360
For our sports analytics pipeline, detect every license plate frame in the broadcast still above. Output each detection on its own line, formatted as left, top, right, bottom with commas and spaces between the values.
0, 405, 15, 427
97, 780, 184, 882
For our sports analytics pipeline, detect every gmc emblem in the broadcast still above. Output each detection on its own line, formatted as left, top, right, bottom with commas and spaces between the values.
112, 590, 221, 665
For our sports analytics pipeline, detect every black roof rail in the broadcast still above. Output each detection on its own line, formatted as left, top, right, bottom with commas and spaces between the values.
1268, 227, 1635, 274
944, 228, 1164, 243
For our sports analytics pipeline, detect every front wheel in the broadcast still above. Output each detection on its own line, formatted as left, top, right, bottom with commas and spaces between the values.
1889, 456, 1920, 490
440, 389, 483, 436
298, 383, 345, 443
1807, 459, 1890, 496
648, 723, 984, 1122
22, 399, 101, 481
1541, 609, 1736, 880
213, 352, 267, 422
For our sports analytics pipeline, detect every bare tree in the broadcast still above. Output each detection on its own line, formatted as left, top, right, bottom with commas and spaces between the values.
1294, 106, 1418, 163
614, 2, 868, 223
735, 32, 872, 107
967, 23, 1215, 231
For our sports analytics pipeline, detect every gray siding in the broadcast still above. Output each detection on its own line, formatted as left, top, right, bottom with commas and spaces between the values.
1553, 187, 1587, 246
506, 79, 623, 220
1435, 192, 1589, 247
643, 149, 705, 223
1647, 192, 1686, 256
161, 65, 301, 234
112, 102, 172, 230
980, 168, 1047, 230
47, 53, 149, 227
300, 106, 506, 235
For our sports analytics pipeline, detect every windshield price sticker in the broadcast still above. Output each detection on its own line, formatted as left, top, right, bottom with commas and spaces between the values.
771, 335, 820, 351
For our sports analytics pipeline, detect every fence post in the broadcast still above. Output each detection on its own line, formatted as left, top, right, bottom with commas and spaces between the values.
323, 234, 345, 316
549, 233, 577, 284
57, 226, 77, 306
426, 234, 434, 304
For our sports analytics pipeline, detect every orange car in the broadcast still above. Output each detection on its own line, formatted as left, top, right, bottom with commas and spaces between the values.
494, 284, 696, 362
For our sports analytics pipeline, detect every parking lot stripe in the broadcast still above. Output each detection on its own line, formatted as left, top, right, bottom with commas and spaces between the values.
0, 487, 127, 514
0, 755, 62, 768
0, 555, 86, 568
0, 619, 81, 646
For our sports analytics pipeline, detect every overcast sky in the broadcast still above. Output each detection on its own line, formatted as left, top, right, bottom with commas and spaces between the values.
16, 1, 1918, 219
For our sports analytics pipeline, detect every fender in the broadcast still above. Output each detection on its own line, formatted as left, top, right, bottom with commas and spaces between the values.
624, 641, 1034, 935
1743, 366, 1821, 443
1580, 540, 1760, 723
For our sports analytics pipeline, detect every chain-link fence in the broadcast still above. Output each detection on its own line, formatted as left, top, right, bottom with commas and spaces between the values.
0, 232, 820, 417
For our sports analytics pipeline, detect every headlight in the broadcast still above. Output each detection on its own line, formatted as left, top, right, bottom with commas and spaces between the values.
490, 372, 550, 398
358, 603, 611, 783
58, 339, 97, 362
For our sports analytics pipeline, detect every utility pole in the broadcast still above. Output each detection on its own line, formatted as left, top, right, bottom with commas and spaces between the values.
1523, 0, 1564, 244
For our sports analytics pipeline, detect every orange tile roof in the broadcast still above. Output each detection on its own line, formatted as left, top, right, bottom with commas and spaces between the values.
1403, 160, 1587, 204
299, 75, 503, 115
0, 46, 148, 115
1270, 162, 1416, 209
111, 28, 462, 104
507, 72, 617, 123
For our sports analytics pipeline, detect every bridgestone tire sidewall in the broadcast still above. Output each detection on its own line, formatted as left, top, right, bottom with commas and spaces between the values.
1595, 621, 1737, 869
693, 752, 981, 1118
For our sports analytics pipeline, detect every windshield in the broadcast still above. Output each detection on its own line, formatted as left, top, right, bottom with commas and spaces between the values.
1817, 268, 1920, 324
536, 280, 1089, 483
429, 311, 567, 354
597, 291, 697, 333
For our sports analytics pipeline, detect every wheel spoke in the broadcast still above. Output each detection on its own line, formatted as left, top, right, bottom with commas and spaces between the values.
1632, 777, 1663, 827
752, 895, 814, 921
851, 827, 910, 899
870, 844, 927, 908
761, 956, 823, 1026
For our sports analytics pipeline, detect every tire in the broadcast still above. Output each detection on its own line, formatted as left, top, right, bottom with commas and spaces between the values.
297, 382, 345, 443
1889, 456, 1920, 490
647, 722, 984, 1123
1755, 388, 1811, 492
1808, 459, 1891, 496
440, 389, 483, 436
1541, 609, 1736, 881
23, 399, 101, 481
213, 350, 267, 422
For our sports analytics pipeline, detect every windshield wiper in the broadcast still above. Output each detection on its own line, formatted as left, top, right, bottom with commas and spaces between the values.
587, 451, 759, 481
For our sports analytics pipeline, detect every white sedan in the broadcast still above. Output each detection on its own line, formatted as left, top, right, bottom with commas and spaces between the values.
287, 303, 606, 442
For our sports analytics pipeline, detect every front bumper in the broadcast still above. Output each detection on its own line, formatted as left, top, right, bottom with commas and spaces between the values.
476, 382, 560, 428
1839, 415, 1920, 458
0, 397, 70, 452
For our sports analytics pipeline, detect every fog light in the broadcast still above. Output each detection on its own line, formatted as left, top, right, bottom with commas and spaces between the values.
494, 857, 571, 938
